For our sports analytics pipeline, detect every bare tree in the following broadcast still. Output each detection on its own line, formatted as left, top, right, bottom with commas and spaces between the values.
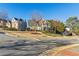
31, 11, 42, 20
31, 11, 43, 31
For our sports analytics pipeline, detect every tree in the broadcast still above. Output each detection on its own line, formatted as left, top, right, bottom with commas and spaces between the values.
47, 20, 65, 34
31, 11, 42, 20
56, 22, 65, 33
30, 11, 43, 31
66, 16, 79, 34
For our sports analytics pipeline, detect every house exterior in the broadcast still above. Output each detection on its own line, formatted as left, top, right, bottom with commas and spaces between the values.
6, 20, 12, 28
11, 18, 18, 30
0, 19, 3, 27
28, 19, 48, 31
11, 18, 27, 31
0, 18, 7, 28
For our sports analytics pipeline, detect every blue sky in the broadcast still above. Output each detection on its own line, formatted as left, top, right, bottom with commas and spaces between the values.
0, 3, 79, 22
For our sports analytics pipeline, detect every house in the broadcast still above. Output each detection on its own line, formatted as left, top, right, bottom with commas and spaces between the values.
0, 19, 3, 27
38, 19, 48, 31
6, 20, 12, 28
43, 20, 50, 31
11, 18, 18, 30
0, 18, 7, 28
18, 18, 27, 31
28, 19, 47, 31
11, 17, 27, 31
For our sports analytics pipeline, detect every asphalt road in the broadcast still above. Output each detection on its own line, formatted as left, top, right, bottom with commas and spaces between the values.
0, 32, 78, 56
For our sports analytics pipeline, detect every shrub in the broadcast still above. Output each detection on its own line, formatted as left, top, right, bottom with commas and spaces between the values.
3, 27, 17, 31
26, 28, 31, 31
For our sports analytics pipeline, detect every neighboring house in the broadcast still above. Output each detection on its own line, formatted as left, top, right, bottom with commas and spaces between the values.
39, 20, 48, 31
0, 18, 7, 28
6, 20, 12, 28
11, 18, 19, 30
44, 20, 51, 31
28, 19, 47, 31
0, 19, 3, 27
11, 17, 27, 31
18, 19, 27, 31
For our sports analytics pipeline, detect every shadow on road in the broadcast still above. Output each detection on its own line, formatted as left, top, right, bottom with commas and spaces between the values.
0, 32, 5, 34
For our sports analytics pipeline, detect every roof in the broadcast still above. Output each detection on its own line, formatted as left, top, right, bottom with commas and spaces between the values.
19, 18, 23, 21
13, 17, 23, 21
13, 17, 18, 20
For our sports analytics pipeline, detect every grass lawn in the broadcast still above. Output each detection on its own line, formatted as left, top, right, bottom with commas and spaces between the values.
41, 31, 62, 37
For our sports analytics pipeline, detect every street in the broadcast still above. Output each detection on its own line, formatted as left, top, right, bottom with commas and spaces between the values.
0, 31, 78, 56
